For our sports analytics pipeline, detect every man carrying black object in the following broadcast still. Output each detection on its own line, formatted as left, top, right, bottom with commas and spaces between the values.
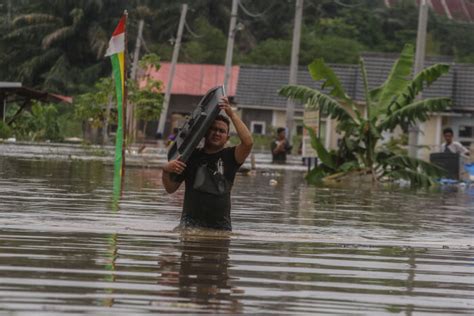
162, 97, 253, 231
271, 127, 292, 164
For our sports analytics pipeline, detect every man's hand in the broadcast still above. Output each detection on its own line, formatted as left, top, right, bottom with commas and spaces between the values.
274, 140, 286, 153
162, 157, 186, 193
218, 96, 234, 118
217, 96, 253, 164
163, 158, 186, 174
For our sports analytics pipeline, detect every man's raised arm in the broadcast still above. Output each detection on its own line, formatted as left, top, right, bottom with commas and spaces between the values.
219, 97, 253, 164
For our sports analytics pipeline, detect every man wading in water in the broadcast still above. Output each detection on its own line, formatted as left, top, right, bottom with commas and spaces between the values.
162, 97, 253, 231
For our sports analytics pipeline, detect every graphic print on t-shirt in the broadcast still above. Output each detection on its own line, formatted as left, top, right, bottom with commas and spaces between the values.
217, 158, 224, 175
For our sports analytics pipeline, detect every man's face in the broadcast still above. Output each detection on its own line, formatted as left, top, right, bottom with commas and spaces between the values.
205, 120, 229, 149
444, 132, 453, 144
277, 131, 286, 140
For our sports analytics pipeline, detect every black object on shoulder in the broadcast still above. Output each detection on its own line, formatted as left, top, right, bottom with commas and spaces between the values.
167, 85, 225, 164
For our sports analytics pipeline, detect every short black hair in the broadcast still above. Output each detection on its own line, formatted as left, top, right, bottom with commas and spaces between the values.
277, 127, 286, 134
214, 114, 230, 131
443, 127, 453, 135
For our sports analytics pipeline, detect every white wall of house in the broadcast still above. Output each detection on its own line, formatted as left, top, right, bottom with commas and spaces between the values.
272, 111, 287, 130
418, 115, 442, 160
271, 110, 304, 136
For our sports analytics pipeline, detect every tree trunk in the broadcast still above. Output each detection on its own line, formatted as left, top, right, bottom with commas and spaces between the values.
142, 121, 148, 141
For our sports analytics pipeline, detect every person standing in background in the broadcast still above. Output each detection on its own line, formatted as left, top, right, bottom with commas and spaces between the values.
166, 127, 179, 147
441, 127, 469, 158
271, 127, 292, 164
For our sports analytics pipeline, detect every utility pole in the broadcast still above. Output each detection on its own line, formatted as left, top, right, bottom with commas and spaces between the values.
156, 4, 187, 138
7, 0, 11, 28
130, 20, 144, 81
2, 98, 6, 123
285, 0, 304, 141
129, 19, 145, 141
408, 0, 428, 158
223, 0, 239, 93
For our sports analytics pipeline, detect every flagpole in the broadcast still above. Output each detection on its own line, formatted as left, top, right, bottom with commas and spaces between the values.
107, 12, 128, 202
121, 10, 128, 190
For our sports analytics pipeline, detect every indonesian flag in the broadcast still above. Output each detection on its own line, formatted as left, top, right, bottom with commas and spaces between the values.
105, 16, 125, 57
106, 13, 127, 197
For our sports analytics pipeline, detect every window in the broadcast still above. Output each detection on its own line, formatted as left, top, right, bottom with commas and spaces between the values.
296, 125, 303, 136
250, 121, 266, 135
459, 126, 473, 138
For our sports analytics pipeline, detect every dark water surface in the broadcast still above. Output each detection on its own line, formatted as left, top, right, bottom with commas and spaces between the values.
0, 157, 473, 315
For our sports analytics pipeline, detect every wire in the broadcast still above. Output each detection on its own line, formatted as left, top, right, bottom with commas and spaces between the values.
139, 36, 151, 53
238, 0, 268, 18
184, 20, 204, 38
334, 0, 364, 8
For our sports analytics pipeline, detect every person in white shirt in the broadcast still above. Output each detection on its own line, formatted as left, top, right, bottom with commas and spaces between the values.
441, 127, 470, 158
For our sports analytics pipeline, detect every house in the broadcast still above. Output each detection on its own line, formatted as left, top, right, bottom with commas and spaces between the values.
235, 63, 357, 140
234, 54, 474, 160
349, 53, 474, 160
140, 62, 239, 138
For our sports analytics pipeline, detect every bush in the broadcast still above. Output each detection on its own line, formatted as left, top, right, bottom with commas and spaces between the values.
0, 122, 12, 139
9, 102, 63, 142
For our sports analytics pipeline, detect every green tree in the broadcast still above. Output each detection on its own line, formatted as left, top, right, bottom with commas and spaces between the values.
300, 34, 365, 65
131, 53, 164, 137
0, 122, 12, 139
129, 79, 163, 137
280, 44, 452, 187
75, 53, 163, 141
0, 0, 126, 93
2, 0, 473, 92
241, 38, 291, 65
430, 16, 474, 63
180, 17, 227, 64
74, 77, 114, 130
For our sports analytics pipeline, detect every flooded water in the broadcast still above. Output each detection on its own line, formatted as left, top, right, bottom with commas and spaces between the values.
0, 157, 473, 315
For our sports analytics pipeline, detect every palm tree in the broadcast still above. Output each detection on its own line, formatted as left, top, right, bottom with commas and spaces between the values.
279, 44, 451, 187
1, 0, 124, 93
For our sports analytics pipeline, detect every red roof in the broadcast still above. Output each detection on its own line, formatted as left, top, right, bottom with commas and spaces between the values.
467, 1, 474, 19
430, 0, 447, 16
140, 62, 239, 97
0, 82, 72, 104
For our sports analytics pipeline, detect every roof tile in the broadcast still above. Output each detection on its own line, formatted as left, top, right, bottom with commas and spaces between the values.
141, 62, 239, 96
236, 54, 474, 111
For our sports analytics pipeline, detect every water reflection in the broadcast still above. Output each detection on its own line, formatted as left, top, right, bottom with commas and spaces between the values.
102, 233, 118, 307
157, 231, 242, 313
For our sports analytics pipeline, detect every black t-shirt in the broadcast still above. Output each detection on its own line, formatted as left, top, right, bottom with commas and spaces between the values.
176, 146, 242, 230
271, 139, 292, 164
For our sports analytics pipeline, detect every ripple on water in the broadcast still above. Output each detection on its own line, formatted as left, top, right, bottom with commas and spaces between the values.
0, 157, 473, 314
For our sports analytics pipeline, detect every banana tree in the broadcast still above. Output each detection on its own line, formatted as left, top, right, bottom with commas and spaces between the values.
279, 44, 451, 187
